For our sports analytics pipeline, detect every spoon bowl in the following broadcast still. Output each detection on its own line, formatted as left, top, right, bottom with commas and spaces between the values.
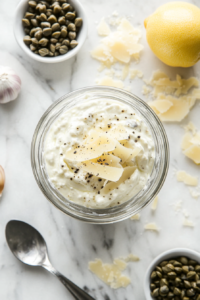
6, 220, 47, 266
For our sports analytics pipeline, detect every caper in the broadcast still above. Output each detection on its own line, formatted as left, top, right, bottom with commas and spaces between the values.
28, 1, 37, 8
24, 28, 30, 35
182, 266, 189, 273
167, 292, 174, 298
174, 267, 182, 274
179, 257, 189, 265
195, 265, 200, 272
52, 23, 61, 32
186, 288, 195, 297
50, 38, 58, 44
52, 31, 61, 39
39, 38, 49, 47
160, 285, 169, 295
43, 28, 52, 37
39, 48, 49, 57
35, 30, 43, 40
152, 288, 160, 297
54, 51, 59, 56
62, 3, 70, 11
41, 22, 51, 28
160, 261, 168, 267
168, 272, 177, 279
49, 51, 54, 57
30, 27, 42, 37
58, 16, 66, 25
59, 45, 68, 55
60, 25, 67, 37
184, 281, 191, 289
151, 271, 157, 280
151, 283, 156, 290
53, 5, 61, 15
30, 44, 37, 51
62, 39, 70, 46
75, 17, 82, 27
39, 4, 46, 13
40, 13, 47, 21
175, 277, 181, 286
25, 12, 35, 19
48, 15, 57, 24
31, 19, 38, 27
22, 18, 30, 27
173, 261, 182, 267
187, 271, 196, 280
68, 23, 76, 31
173, 287, 181, 296
31, 37, 39, 46
55, 42, 61, 50
23, 35, 32, 45
68, 31, 76, 40
65, 12, 75, 20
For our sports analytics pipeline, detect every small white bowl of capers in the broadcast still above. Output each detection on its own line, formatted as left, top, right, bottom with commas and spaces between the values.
144, 248, 200, 300
14, 0, 87, 63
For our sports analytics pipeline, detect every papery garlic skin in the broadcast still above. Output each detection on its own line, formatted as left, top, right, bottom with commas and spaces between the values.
0, 66, 21, 104
0, 165, 5, 197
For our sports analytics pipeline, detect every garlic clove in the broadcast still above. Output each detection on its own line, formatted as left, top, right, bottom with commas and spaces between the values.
0, 66, 21, 104
0, 165, 5, 197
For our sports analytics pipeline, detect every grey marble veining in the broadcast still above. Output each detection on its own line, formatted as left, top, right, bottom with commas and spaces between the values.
0, 0, 200, 299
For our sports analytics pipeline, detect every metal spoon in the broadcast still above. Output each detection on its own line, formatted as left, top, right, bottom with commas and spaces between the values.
5, 220, 95, 300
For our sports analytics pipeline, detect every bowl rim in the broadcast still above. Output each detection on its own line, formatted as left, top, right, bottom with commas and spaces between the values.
31, 86, 170, 224
144, 247, 200, 300
13, 0, 88, 63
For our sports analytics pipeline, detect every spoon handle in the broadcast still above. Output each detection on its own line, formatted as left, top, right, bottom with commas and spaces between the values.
43, 263, 95, 300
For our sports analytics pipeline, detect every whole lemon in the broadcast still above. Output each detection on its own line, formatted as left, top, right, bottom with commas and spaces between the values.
144, 2, 200, 67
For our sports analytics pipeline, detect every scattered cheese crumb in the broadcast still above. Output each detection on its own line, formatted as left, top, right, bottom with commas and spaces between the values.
114, 259, 127, 270
183, 218, 194, 228
142, 85, 151, 95
130, 213, 140, 220
97, 18, 111, 36
129, 69, 143, 79
176, 170, 198, 186
144, 70, 200, 122
89, 259, 131, 289
181, 122, 200, 164
124, 254, 140, 262
112, 11, 119, 17
151, 195, 159, 211
189, 188, 200, 199
97, 76, 124, 88
144, 222, 159, 232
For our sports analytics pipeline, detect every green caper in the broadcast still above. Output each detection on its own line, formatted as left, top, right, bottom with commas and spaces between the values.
60, 25, 68, 37
31, 37, 39, 46
52, 31, 61, 39
35, 30, 43, 40
75, 17, 82, 27
174, 267, 182, 274
182, 266, 189, 273
39, 48, 49, 57
55, 42, 61, 50
52, 23, 61, 32
49, 44, 56, 53
179, 257, 189, 265
53, 5, 61, 15
28, 1, 37, 8
152, 288, 160, 297
62, 39, 70, 46
160, 285, 169, 295
41, 22, 51, 28
48, 15, 57, 24
43, 28, 52, 36
151, 283, 156, 290
65, 12, 75, 20
195, 265, 200, 272
168, 272, 177, 279
68, 23, 76, 31
62, 3, 70, 11
40, 13, 47, 21
68, 31, 76, 40
59, 45, 68, 55
160, 261, 168, 267
175, 277, 181, 286
39, 38, 49, 47
186, 288, 195, 297
184, 281, 191, 289
24, 28, 30, 35
49, 51, 54, 57
25, 12, 35, 19
50, 38, 58, 44
31, 19, 38, 27
173, 287, 181, 296
30, 44, 37, 51
58, 16, 66, 25
30, 27, 42, 37
187, 271, 196, 280
23, 35, 32, 45
22, 18, 30, 27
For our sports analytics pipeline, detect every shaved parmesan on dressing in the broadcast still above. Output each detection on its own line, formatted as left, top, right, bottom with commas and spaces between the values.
176, 171, 198, 186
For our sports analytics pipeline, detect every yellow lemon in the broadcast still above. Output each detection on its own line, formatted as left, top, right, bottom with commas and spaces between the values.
144, 2, 200, 67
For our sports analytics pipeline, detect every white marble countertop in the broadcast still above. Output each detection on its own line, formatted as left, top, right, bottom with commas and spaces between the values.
1, 0, 200, 299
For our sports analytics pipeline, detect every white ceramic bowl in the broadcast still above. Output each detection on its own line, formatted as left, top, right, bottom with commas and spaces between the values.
144, 248, 200, 299
14, 0, 87, 63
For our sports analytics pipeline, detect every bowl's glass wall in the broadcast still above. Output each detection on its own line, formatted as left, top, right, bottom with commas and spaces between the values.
31, 86, 169, 224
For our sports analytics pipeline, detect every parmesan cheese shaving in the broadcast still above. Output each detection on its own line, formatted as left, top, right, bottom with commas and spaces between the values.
130, 213, 140, 220
144, 70, 200, 122
124, 254, 140, 262
101, 166, 136, 193
151, 196, 159, 211
144, 222, 159, 232
114, 259, 127, 271
65, 135, 117, 162
97, 18, 111, 36
97, 76, 124, 88
181, 123, 200, 164
183, 218, 194, 228
79, 161, 123, 182
176, 170, 198, 186
89, 259, 131, 289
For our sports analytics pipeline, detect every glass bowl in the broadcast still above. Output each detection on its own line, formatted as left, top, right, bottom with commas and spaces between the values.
31, 86, 169, 224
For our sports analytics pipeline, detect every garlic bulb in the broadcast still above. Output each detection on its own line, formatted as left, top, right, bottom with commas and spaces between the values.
0, 165, 5, 197
0, 66, 21, 104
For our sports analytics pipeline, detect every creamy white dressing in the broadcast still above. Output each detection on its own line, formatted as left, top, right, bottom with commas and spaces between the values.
44, 99, 155, 208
